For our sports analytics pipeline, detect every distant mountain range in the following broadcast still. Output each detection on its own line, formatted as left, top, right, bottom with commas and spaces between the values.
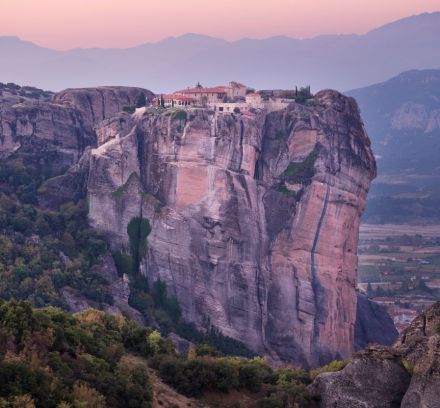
347, 69, 440, 223
1, 12, 440, 93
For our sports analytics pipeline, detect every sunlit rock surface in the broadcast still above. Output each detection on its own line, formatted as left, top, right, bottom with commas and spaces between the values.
88, 90, 376, 366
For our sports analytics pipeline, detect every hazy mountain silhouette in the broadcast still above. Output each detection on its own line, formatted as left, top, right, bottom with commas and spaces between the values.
347, 69, 440, 223
1, 12, 440, 92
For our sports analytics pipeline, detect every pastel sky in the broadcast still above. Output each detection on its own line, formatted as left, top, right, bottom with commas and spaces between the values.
2, 0, 440, 50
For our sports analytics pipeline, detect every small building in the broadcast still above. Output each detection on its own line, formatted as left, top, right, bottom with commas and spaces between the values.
228, 81, 247, 98
246, 92, 262, 105
176, 85, 228, 104
176, 81, 248, 104
154, 94, 195, 108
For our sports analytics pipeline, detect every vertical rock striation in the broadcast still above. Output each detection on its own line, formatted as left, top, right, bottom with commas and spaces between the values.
0, 85, 153, 171
88, 90, 376, 366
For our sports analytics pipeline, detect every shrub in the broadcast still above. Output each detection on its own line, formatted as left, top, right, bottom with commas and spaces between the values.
147, 330, 162, 355
255, 398, 283, 408
0, 360, 60, 407
156, 356, 241, 397
176, 322, 255, 358
283, 149, 318, 185
112, 251, 134, 276
152, 280, 181, 323
275, 183, 297, 198
194, 344, 222, 357
295, 86, 313, 104
171, 110, 187, 121
72, 382, 106, 408
122, 105, 136, 114
310, 359, 347, 379
402, 358, 414, 375
127, 217, 151, 273
275, 131, 284, 140
238, 363, 265, 392
135, 94, 146, 108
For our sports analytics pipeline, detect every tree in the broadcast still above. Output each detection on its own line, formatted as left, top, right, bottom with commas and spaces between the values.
146, 330, 161, 355
366, 282, 374, 297
152, 279, 167, 307
72, 383, 106, 408
127, 217, 151, 273
122, 105, 135, 114
135, 93, 146, 108
9, 395, 36, 408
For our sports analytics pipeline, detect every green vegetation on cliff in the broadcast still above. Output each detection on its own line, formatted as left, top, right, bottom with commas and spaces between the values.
0, 300, 156, 407
127, 217, 151, 273
0, 299, 316, 407
283, 149, 318, 185
0, 120, 334, 408
0, 156, 112, 309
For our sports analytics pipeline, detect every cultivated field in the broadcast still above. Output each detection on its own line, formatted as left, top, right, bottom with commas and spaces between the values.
358, 224, 440, 331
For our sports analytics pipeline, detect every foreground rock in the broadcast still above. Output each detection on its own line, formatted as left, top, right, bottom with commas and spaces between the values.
309, 301, 440, 407
88, 90, 377, 367
397, 301, 440, 408
355, 293, 398, 350
309, 346, 410, 407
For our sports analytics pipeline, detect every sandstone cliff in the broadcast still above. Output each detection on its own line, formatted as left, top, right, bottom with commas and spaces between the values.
0, 98, 94, 171
309, 300, 440, 407
355, 292, 398, 350
0, 84, 153, 185
88, 90, 376, 367
53, 86, 154, 129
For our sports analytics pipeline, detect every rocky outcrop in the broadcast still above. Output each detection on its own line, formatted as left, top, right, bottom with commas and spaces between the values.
0, 100, 95, 172
309, 346, 411, 407
355, 293, 398, 350
309, 301, 440, 407
0, 85, 155, 202
88, 90, 376, 366
391, 102, 440, 133
397, 301, 440, 408
60, 253, 145, 324
38, 147, 93, 208
0, 82, 53, 105
53, 86, 154, 129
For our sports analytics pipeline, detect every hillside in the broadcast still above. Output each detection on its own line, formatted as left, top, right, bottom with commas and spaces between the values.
1, 12, 440, 92
0, 82, 399, 370
347, 69, 440, 223
0, 299, 320, 408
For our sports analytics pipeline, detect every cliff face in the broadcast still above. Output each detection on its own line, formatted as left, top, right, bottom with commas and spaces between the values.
309, 301, 440, 407
0, 84, 153, 185
88, 90, 376, 366
0, 100, 94, 172
53, 86, 155, 129
355, 292, 398, 350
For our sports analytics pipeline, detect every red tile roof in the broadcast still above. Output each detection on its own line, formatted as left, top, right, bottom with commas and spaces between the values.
178, 86, 228, 94
163, 94, 195, 101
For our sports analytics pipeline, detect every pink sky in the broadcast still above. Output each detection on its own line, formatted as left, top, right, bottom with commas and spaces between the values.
2, 0, 440, 50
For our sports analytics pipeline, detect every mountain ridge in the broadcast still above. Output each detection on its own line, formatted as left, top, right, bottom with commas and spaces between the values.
347, 68, 440, 223
2, 12, 440, 92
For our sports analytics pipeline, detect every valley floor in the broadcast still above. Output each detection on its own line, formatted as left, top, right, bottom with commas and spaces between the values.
358, 223, 440, 332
